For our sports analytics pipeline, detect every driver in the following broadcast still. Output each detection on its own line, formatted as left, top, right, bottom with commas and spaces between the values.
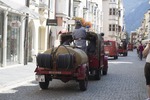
72, 20, 87, 52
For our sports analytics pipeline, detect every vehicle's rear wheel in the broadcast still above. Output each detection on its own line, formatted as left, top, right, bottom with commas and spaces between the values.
114, 56, 118, 59
79, 68, 88, 91
116, 56, 118, 59
125, 52, 128, 56
95, 69, 101, 80
102, 68, 108, 75
39, 79, 49, 89
123, 53, 126, 56
79, 79, 87, 91
114, 56, 116, 59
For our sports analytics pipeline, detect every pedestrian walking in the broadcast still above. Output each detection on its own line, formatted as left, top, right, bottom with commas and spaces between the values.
138, 42, 144, 60
72, 20, 87, 52
143, 40, 150, 100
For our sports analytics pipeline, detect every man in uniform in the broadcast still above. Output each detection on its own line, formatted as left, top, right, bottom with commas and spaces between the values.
72, 20, 87, 52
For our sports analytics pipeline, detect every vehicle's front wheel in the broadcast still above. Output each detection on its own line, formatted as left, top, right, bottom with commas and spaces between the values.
39, 80, 49, 89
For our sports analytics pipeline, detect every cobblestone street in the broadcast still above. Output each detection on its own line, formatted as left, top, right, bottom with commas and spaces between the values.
0, 50, 148, 100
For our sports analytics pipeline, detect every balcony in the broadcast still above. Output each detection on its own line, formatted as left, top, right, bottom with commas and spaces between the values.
56, 0, 69, 17
73, 0, 81, 7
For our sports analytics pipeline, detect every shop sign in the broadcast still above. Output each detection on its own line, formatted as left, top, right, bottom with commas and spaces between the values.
10, 20, 21, 28
46, 19, 57, 26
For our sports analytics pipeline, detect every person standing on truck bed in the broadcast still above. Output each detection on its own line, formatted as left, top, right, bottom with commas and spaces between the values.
72, 20, 87, 53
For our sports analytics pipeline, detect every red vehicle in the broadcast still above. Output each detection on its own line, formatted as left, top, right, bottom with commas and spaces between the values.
127, 43, 133, 51
35, 31, 108, 91
87, 32, 108, 80
118, 40, 128, 56
104, 40, 118, 59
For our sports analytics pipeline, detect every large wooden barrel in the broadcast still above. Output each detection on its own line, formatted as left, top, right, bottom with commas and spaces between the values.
44, 46, 88, 67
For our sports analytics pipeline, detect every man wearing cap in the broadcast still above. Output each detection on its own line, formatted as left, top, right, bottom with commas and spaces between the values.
72, 20, 87, 52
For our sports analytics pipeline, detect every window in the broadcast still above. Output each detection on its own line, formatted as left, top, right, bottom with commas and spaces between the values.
116, 25, 118, 32
118, 10, 121, 17
109, 24, 112, 31
113, 8, 116, 15
50, 0, 54, 11
109, 8, 112, 15
7, 13, 21, 64
104, 41, 112, 46
110, 8, 116, 15
110, 0, 115, 2
113, 24, 115, 31
109, 24, 117, 31
94, 7, 97, 15
73, 7, 77, 16
92, 6, 94, 13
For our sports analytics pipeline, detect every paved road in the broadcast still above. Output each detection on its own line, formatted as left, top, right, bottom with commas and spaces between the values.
0, 50, 148, 100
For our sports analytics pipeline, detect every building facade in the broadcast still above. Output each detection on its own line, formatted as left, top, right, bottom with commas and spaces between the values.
0, 0, 106, 67
0, 0, 55, 67
135, 9, 150, 45
0, 0, 39, 67
102, 0, 125, 42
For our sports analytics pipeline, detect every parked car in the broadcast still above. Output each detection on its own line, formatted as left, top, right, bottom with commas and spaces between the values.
104, 40, 118, 59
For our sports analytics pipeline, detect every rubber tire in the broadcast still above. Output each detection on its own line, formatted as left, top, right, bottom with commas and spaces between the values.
125, 52, 128, 56
102, 68, 108, 75
123, 53, 126, 56
116, 56, 118, 59
79, 69, 88, 91
114, 56, 116, 59
39, 80, 49, 89
114, 56, 118, 59
95, 69, 101, 80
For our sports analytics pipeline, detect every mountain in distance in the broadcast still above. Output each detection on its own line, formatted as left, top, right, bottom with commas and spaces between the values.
123, 0, 150, 34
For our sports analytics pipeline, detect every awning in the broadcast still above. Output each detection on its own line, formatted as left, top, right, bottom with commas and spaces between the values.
0, 0, 39, 19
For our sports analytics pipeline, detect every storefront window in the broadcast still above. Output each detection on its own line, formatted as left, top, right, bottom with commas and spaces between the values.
7, 13, 21, 65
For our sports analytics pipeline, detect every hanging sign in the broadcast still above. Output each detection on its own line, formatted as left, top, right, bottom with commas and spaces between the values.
10, 20, 21, 28
46, 19, 57, 26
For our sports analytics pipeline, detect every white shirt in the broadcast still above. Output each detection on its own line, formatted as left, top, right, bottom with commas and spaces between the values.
146, 49, 150, 63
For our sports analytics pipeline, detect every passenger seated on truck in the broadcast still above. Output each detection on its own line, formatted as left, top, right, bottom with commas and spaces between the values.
62, 38, 72, 45
61, 34, 73, 45
87, 37, 96, 54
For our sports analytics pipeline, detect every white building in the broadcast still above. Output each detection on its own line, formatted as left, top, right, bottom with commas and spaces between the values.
0, 0, 56, 67
26, 0, 56, 64
0, 0, 39, 67
0, 0, 104, 67
102, 0, 125, 41
88, 0, 103, 33
73, 0, 103, 33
